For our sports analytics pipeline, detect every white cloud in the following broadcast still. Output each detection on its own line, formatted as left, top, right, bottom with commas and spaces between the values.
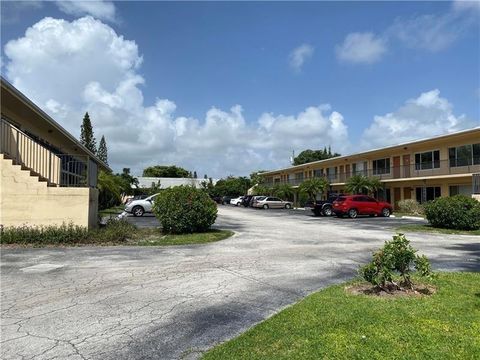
452, 0, 480, 13
3, 16, 346, 177
360, 89, 475, 149
336, 2, 478, 63
55, 1, 117, 22
335, 32, 387, 64
288, 44, 314, 72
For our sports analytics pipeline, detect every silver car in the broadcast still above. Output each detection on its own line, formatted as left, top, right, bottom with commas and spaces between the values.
253, 196, 293, 209
124, 193, 159, 217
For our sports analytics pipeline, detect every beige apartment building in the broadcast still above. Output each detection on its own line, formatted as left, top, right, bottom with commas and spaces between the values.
0, 77, 110, 229
261, 128, 480, 209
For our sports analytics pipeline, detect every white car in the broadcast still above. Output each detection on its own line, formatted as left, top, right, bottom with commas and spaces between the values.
230, 196, 244, 206
124, 193, 159, 217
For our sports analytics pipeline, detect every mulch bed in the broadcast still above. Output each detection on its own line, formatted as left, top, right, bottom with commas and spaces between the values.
346, 282, 436, 298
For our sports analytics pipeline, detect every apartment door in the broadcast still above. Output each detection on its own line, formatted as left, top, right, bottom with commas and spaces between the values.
393, 156, 401, 178
403, 155, 411, 178
393, 187, 401, 209
403, 187, 411, 200
339, 165, 345, 182
345, 164, 350, 180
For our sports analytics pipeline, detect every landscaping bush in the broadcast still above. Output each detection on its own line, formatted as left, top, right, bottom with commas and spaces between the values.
424, 195, 480, 230
397, 199, 424, 216
1, 219, 136, 245
153, 185, 217, 234
91, 218, 137, 242
1, 223, 89, 245
360, 233, 433, 291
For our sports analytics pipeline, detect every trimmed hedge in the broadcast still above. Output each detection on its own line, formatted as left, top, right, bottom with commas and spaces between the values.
153, 186, 217, 234
424, 195, 480, 230
397, 199, 424, 216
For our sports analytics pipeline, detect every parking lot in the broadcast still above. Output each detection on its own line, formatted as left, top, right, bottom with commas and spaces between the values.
2, 206, 478, 360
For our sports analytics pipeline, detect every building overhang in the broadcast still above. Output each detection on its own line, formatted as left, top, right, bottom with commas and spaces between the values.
1, 76, 111, 172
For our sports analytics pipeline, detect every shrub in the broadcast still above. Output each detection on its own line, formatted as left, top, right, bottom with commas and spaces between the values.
90, 218, 137, 243
0, 219, 136, 245
1, 223, 89, 245
153, 185, 217, 234
424, 195, 480, 230
397, 199, 424, 216
360, 233, 433, 290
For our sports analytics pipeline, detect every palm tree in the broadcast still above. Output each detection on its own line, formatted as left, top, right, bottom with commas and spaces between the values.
273, 183, 295, 201
298, 177, 329, 201
346, 175, 384, 196
367, 177, 383, 197
345, 174, 370, 195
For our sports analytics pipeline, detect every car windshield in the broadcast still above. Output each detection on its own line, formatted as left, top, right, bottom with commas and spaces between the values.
256, 196, 266, 200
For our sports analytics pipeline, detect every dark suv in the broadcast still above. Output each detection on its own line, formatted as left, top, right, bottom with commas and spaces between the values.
305, 194, 345, 216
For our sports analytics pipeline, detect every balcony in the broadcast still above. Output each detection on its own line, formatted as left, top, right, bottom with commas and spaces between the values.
264, 160, 480, 187
1, 118, 97, 187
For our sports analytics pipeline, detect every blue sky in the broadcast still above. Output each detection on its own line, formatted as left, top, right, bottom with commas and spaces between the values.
1, 1, 479, 177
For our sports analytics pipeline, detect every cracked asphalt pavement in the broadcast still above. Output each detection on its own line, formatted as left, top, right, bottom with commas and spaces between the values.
1, 207, 479, 359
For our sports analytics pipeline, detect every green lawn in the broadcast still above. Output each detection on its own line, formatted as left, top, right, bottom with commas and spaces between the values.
134, 229, 234, 246
203, 272, 480, 360
397, 224, 480, 236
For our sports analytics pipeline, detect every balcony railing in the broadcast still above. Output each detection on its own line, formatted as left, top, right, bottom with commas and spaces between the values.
1, 118, 95, 187
264, 160, 480, 187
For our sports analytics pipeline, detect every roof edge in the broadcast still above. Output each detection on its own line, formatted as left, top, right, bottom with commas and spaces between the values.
1, 76, 112, 172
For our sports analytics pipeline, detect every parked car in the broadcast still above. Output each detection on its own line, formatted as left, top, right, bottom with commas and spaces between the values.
221, 196, 232, 205
230, 196, 244, 206
250, 196, 267, 207
241, 195, 255, 207
210, 195, 223, 204
124, 194, 149, 205
252, 196, 293, 209
332, 195, 393, 219
305, 194, 345, 216
124, 193, 160, 217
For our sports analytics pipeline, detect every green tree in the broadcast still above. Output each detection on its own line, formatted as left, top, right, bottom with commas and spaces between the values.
346, 175, 382, 196
298, 177, 329, 201
368, 177, 383, 196
143, 165, 190, 178
272, 183, 295, 201
252, 184, 272, 196
213, 176, 251, 197
80, 112, 97, 154
193, 171, 198, 178
97, 135, 108, 164
98, 171, 121, 210
293, 148, 340, 165
250, 170, 267, 186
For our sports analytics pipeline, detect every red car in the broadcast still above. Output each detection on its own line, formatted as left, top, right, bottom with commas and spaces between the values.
332, 195, 393, 218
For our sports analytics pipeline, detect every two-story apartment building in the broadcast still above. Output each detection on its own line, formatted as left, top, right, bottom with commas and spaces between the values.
0, 77, 110, 229
261, 128, 480, 208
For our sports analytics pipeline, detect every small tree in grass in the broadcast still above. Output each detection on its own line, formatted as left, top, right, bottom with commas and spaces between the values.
360, 233, 433, 291
298, 177, 329, 201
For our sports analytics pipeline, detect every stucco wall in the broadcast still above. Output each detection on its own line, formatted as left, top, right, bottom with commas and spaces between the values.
0, 156, 98, 229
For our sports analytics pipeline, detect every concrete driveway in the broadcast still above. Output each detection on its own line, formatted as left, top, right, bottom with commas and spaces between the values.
1, 207, 479, 360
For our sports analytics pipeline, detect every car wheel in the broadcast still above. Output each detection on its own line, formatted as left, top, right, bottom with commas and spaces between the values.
348, 208, 358, 219
322, 207, 333, 216
381, 208, 391, 217
285, 203, 291, 209
132, 206, 144, 217
263, 204, 269, 209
